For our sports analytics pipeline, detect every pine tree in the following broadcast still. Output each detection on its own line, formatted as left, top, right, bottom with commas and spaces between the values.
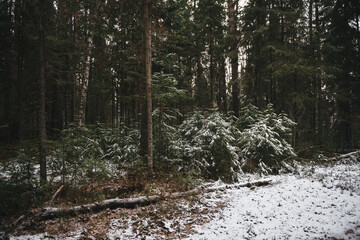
140, 0, 153, 172
38, 0, 48, 185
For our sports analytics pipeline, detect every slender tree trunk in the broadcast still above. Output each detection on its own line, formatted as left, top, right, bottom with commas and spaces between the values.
39, 0, 47, 185
140, 30, 147, 153
65, 12, 73, 127
78, 31, 93, 126
219, 56, 227, 113
195, 50, 205, 107
336, 1, 352, 151
112, 78, 115, 128
209, 39, 216, 107
357, 5, 359, 54
309, 0, 313, 45
2, 0, 12, 142
72, 0, 79, 123
52, 0, 66, 132
140, 0, 153, 172
314, 1, 321, 146
15, 0, 23, 142
255, 0, 265, 108
228, 0, 239, 116
269, 50, 273, 103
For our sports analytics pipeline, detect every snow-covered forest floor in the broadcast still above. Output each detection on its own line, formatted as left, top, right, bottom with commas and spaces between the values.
6, 155, 360, 240
188, 162, 360, 240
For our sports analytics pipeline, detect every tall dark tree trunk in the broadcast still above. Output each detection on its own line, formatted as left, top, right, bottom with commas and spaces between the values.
254, 0, 265, 108
314, 1, 321, 146
309, 0, 313, 44
209, 39, 216, 107
218, 56, 227, 113
228, 0, 239, 116
72, 0, 79, 124
195, 49, 205, 108
140, 0, 153, 172
15, 0, 23, 142
1, 0, 12, 142
78, 30, 93, 126
39, 0, 47, 185
332, 0, 353, 151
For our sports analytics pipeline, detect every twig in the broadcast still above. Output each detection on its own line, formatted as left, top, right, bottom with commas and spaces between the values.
48, 185, 64, 209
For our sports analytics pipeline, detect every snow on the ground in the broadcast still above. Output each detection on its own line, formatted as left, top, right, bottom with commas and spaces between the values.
188, 162, 360, 240
6, 161, 360, 240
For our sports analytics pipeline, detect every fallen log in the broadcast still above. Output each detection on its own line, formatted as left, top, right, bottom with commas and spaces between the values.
327, 150, 360, 162
41, 178, 272, 220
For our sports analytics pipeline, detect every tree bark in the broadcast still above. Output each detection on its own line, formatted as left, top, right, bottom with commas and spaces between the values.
195, 48, 206, 108
15, 0, 23, 142
209, 39, 216, 107
255, 0, 265, 108
314, 0, 321, 146
309, 0, 313, 44
228, 0, 239, 116
140, 0, 153, 172
38, 0, 47, 185
2, 0, 12, 142
72, 0, 79, 124
78, 31, 93, 126
219, 56, 227, 113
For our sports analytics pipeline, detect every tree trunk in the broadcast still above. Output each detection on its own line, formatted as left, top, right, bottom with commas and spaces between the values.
195, 49, 206, 108
255, 0, 265, 108
219, 56, 227, 113
228, 0, 239, 116
314, 1, 321, 146
15, 0, 23, 142
78, 31, 93, 126
38, 0, 47, 185
309, 0, 313, 44
209, 35, 216, 108
72, 0, 79, 124
140, 0, 153, 172
2, 0, 12, 142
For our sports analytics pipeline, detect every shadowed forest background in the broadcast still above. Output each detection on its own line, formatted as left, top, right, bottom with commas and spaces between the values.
0, 0, 359, 222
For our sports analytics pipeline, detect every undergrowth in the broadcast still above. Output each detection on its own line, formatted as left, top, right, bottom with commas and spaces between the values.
0, 104, 297, 219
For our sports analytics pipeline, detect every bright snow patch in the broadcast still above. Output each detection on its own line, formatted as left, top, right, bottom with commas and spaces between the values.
188, 163, 360, 240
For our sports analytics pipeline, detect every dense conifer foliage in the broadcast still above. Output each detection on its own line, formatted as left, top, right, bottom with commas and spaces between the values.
0, 0, 359, 217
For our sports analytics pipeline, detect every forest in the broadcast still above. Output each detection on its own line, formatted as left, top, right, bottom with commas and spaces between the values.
0, 0, 360, 239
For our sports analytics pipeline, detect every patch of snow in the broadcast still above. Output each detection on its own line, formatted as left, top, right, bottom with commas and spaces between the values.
9, 233, 48, 240
301, 163, 360, 195
9, 230, 83, 240
187, 164, 360, 240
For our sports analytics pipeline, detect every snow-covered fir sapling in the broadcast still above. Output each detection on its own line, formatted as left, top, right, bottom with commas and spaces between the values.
237, 104, 297, 174
153, 108, 184, 169
179, 111, 242, 181
102, 123, 141, 167
151, 71, 188, 170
